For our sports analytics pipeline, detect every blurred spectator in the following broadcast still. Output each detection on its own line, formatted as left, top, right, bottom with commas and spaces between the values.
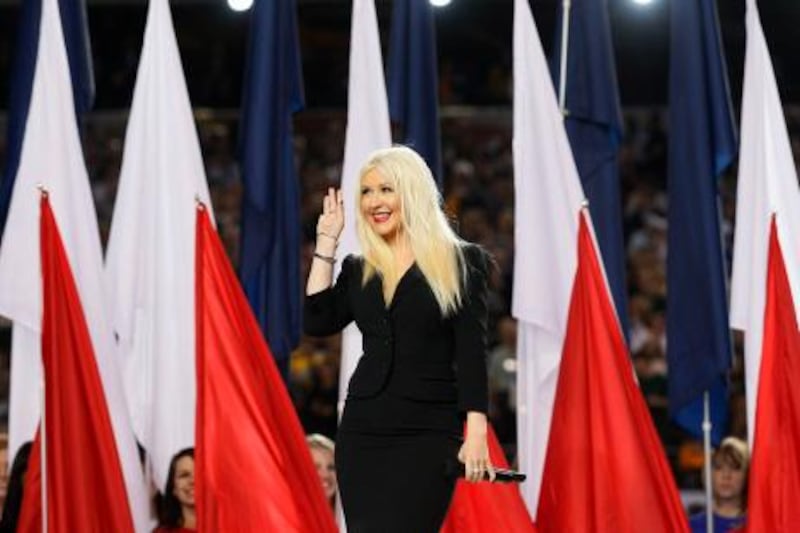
0, 441, 32, 532
688, 437, 749, 533
155, 448, 196, 533
306, 433, 337, 511
0, 433, 7, 510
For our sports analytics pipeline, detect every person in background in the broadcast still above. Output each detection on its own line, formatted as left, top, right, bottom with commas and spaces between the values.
0, 441, 32, 532
307, 433, 337, 511
689, 437, 749, 533
0, 432, 8, 510
154, 448, 196, 533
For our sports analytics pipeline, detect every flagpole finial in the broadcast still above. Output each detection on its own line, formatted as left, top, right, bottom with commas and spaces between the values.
36, 183, 49, 199
581, 198, 589, 209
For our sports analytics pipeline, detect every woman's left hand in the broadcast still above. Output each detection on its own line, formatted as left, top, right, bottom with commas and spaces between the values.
458, 412, 495, 483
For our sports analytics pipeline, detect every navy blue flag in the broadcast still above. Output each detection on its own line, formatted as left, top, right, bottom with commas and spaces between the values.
667, 0, 736, 444
0, 0, 94, 240
388, 0, 442, 187
551, 0, 629, 340
238, 0, 304, 378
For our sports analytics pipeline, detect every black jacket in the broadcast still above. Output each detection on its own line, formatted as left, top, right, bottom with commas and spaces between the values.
304, 245, 489, 414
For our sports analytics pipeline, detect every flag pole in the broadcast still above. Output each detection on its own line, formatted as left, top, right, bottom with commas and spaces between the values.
40, 377, 48, 533
38, 186, 48, 533
703, 391, 713, 533
557, 0, 572, 115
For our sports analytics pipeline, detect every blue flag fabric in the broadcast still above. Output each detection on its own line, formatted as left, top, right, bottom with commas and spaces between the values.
238, 0, 305, 377
388, 0, 442, 187
0, 0, 94, 240
551, 0, 629, 341
667, 0, 736, 444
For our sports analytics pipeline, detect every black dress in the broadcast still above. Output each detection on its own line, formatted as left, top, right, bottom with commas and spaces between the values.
304, 245, 490, 533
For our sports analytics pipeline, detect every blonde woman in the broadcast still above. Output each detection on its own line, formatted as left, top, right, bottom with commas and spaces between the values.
304, 146, 493, 532
306, 433, 337, 511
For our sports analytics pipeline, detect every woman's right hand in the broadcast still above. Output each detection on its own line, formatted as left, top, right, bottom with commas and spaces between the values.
317, 187, 344, 245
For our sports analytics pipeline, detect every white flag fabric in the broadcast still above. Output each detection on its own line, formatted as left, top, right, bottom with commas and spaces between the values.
337, 0, 392, 413
0, 0, 150, 529
104, 0, 213, 490
335, 1, 391, 527
511, 0, 587, 516
729, 0, 800, 444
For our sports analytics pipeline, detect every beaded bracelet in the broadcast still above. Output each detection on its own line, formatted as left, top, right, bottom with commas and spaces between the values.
313, 251, 336, 265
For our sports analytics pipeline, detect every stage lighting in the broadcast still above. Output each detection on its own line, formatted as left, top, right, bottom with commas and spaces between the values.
228, 0, 253, 12
430, 0, 452, 7
632, 0, 654, 5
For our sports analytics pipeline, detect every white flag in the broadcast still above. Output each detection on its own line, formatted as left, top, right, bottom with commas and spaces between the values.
511, 0, 587, 516
337, 0, 392, 413
104, 0, 213, 490
0, 0, 149, 528
729, 0, 800, 445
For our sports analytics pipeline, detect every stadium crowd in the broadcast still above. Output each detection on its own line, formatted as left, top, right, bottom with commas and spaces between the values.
0, 103, 771, 506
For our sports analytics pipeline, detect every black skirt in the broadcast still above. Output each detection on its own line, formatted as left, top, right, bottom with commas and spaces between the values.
335, 391, 463, 533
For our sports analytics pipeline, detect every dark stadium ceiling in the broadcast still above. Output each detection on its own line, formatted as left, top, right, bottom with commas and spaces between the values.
0, 0, 799, 106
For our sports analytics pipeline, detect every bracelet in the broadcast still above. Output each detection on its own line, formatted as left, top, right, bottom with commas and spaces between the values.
316, 231, 339, 244
313, 251, 336, 265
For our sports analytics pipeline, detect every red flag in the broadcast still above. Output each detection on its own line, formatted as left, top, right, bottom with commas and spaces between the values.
441, 425, 537, 533
17, 195, 134, 532
536, 213, 687, 533
194, 206, 337, 532
746, 219, 800, 531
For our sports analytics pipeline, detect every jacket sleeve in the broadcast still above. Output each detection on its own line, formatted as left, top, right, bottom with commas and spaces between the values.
303, 254, 356, 337
453, 245, 490, 414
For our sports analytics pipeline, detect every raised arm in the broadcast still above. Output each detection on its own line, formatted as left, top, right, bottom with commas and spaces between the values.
306, 187, 344, 296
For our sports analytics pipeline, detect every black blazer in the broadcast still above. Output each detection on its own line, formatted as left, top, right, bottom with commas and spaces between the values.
304, 244, 489, 414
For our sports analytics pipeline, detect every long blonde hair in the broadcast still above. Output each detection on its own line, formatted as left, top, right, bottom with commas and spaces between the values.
355, 146, 466, 315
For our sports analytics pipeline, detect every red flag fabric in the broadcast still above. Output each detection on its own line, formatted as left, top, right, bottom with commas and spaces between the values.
441, 425, 537, 533
17, 195, 134, 532
746, 219, 800, 532
194, 206, 337, 532
536, 213, 687, 533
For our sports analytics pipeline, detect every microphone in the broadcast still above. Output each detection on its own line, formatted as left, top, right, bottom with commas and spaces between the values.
446, 460, 526, 483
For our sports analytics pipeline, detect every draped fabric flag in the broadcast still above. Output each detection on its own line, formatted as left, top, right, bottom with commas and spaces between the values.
667, 0, 737, 444
387, 0, 442, 186
512, 0, 586, 515
441, 426, 537, 533
17, 196, 134, 533
338, 0, 392, 414
536, 214, 688, 532
336, 3, 392, 526
0, 0, 94, 238
0, 0, 149, 528
195, 207, 337, 532
745, 221, 800, 531
239, 0, 305, 378
0, 0, 95, 468
551, 0, 628, 339
730, 1, 800, 528
513, 3, 684, 527
105, 0, 213, 490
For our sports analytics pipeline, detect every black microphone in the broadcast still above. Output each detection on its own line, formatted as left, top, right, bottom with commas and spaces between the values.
446, 460, 526, 483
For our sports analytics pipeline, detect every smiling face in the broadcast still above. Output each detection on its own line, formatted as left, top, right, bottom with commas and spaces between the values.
310, 446, 337, 501
172, 455, 195, 509
360, 169, 403, 243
